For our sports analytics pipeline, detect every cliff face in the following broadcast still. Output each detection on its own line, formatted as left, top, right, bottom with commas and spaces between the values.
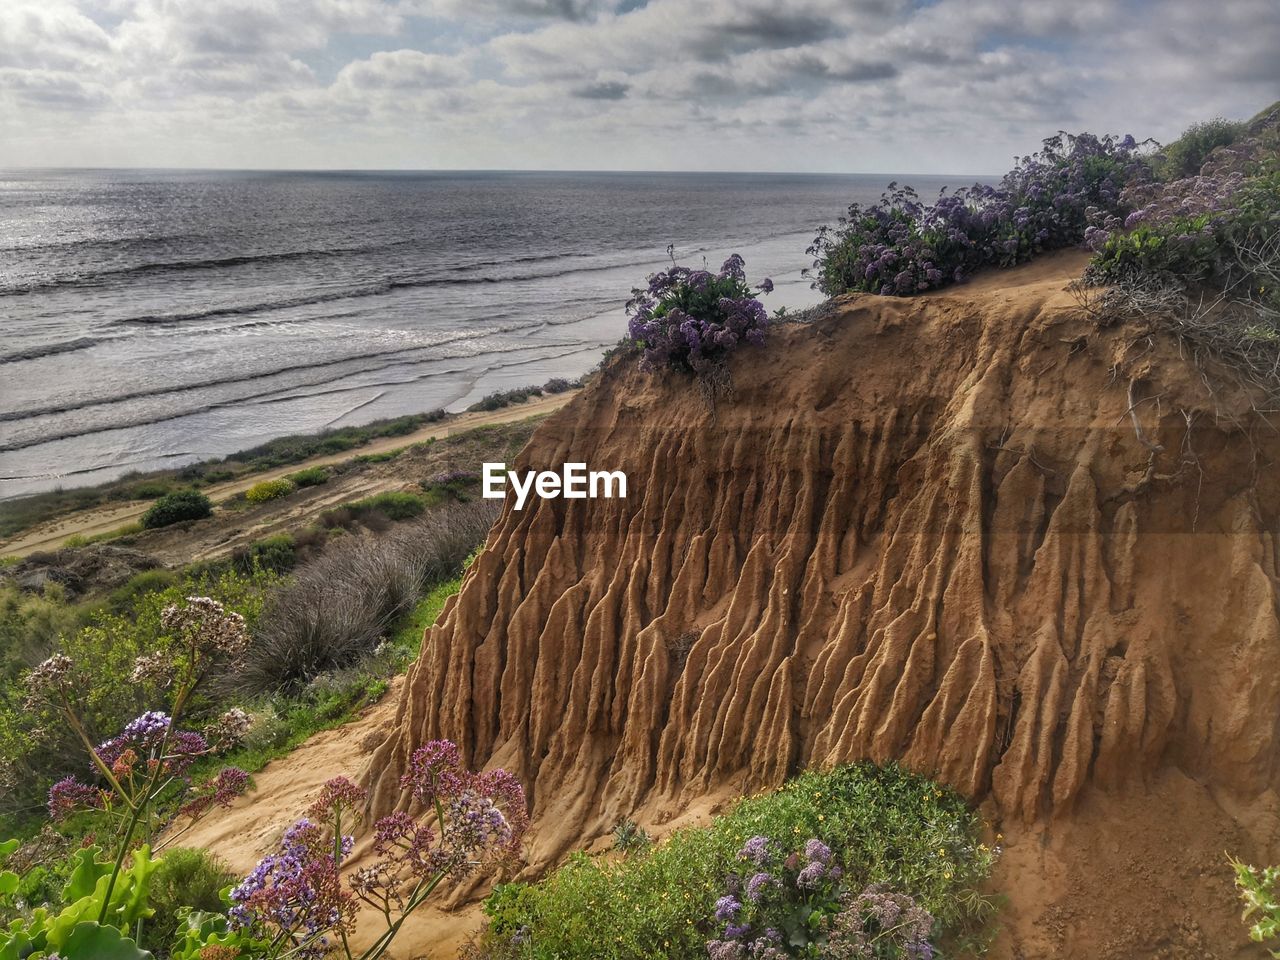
367, 252, 1280, 956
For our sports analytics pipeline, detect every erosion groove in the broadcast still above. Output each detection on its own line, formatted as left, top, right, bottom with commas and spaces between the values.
366, 254, 1280, 956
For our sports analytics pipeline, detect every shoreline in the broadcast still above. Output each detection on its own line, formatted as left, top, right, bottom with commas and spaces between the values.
0, 389, 577, 558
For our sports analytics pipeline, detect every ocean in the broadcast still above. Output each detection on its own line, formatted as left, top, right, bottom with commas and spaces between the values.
0, 169, 972, 499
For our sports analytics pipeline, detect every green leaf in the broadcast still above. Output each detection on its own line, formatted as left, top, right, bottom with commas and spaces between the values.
62, 847, 110, 903
0, 873, 17, 897
0, 840, 18, 860
58, 922, 154, 959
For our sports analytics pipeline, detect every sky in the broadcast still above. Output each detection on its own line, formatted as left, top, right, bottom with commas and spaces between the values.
0, 0, 1277, 173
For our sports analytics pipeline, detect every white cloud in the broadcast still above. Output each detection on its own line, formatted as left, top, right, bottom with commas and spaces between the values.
0, 0, 1275, 171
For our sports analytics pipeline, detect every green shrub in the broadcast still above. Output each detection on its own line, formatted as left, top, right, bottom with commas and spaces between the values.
287, 466, 330, 488
106, 568, 180, 612
126, 480, 175, 500
244, 478, 296, 504
354, 449, 401, 464
480, 764, 998, 960
141, 490, 213, 529
351, 490, 427, 521
231, 533, 297, 575
1157, 118, 1246, 180
143, 848, 237, 954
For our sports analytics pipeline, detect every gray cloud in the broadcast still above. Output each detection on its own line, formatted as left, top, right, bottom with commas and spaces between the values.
0, 0, 1275, 172
572, 79, 629, 99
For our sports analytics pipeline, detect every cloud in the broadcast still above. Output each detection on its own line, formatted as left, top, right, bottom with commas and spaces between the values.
410, 0, 623, 20
572, 79, 628, 99
0, 0, 1275, 171
335, 49, 471, 90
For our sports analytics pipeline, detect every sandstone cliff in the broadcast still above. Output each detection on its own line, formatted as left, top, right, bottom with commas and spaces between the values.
367, 251, 1280, 957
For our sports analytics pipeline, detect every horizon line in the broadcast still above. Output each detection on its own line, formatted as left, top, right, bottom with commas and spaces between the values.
0, 164, 1001, 179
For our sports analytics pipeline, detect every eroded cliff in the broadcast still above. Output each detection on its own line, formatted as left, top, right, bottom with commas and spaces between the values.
367, 252, 1280, 957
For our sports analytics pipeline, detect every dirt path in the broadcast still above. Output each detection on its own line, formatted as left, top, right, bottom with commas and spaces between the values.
0, 392, 576, 558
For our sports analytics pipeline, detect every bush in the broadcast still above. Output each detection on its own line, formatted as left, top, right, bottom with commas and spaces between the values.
479, 764, 998, 960
141, 490, 213, 529
106, 568, 180, 612
287, 466, 330, 488
235, 501, 496, 695
626, 253, 773, 374
244, 478, 296, 504
125, 480, 175, 500
420, 470, 481, 505
350, 490, 427, 521
231, 533, 297, 575
1156, 118, 1246, 180
809, 132, 1151, 297
144, 848, 237, 954
354, 449, 403, 465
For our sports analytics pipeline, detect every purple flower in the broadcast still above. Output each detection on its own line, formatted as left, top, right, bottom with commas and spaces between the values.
122, 710, 171, 744
714, 895, 742, 922
796, 860, 827, 889
738, 836, 771, 866
745, 872, 775, 903
401, 740, 467, 805
48, 777, 101, 821
804, 839, 832, 864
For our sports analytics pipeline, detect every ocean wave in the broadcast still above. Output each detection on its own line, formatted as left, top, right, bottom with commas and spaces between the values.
0, 341, 574, 453
0, 330, 500, 427
0, 244, 592, 296
0, 336, 104, 364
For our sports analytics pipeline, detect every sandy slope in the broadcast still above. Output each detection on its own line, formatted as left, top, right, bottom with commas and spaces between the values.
0, 392, 576, 558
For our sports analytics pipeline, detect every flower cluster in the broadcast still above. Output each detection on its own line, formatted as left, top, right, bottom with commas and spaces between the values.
161, 595, 251, 661
229, 748, 527, 960
707, 836, 935, 959
204, 707, 254, 751
179, 767, 251, 821
626, 253, 772, 375
824, 886, 935, 960
22, 653, 74, 709
229, 817, 357, 958
1085, 153, 1279, 294
810, 132, 1152, 297
47, 776, 104, 821
95, 711, 209, 779
706, 835, 844, 958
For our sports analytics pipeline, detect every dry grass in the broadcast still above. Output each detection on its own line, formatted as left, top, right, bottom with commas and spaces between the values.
232, 501, 497, 696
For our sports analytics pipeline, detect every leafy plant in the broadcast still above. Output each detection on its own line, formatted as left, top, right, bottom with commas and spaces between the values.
612, 819, 651, 853
244, 479, 296, 504
141, 847, 236, 954
286, 466, 330, 488
1232, 857, 1280, 956
627, 250, 773, 375
479, 763, 998, 960
350, 491, 427, 521
141, 492, 213, 530
1156, 117, 1246, 180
